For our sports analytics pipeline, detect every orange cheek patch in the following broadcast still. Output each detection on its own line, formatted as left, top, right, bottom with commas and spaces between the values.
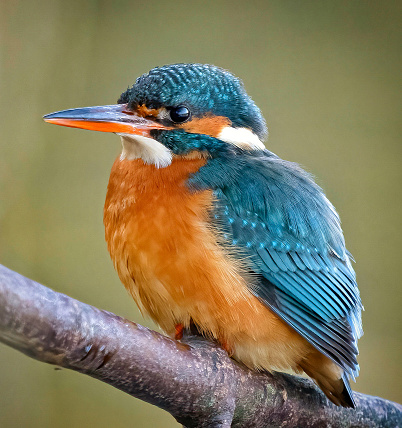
180, 115, 231, 138
134, 104, 161, 118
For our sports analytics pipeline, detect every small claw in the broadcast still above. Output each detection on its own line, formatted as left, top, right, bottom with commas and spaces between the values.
175, 323, 184, 340
220, 339, 234, 356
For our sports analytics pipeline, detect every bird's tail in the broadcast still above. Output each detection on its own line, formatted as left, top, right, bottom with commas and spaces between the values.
340, 373, 356, 408
299, 351, 355, 408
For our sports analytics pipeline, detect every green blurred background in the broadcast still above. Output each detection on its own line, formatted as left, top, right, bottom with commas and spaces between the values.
0, 1, 400, 426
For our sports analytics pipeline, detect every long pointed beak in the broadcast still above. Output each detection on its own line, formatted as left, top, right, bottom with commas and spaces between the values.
43, 104, 169, 136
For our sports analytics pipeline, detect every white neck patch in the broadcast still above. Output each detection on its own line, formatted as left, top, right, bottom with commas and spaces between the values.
118, 126, 264, 168
119, 134, 173, 168
217, 126, 265, 150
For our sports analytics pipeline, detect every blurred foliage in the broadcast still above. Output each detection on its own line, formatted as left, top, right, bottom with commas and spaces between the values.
0, 0, 400, 427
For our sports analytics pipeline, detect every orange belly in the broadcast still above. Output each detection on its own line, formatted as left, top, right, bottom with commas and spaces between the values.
104, 156, 312, 371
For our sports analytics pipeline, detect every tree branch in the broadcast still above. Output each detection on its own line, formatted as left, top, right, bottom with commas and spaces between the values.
0, 264, 400, 427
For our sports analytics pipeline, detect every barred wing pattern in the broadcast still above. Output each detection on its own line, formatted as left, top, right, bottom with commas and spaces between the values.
212, 160, 363, 379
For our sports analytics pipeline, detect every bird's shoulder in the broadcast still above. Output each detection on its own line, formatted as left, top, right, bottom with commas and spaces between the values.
189, 148, 345, 257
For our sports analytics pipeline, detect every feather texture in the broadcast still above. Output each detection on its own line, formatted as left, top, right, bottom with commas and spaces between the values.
190, 148, 363, 382
47, 62, 363, 407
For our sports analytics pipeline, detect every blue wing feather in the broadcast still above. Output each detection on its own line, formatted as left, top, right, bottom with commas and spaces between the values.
190, 149, 363, 379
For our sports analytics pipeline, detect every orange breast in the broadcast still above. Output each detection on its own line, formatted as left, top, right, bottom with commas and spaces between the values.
104, 156, 312, 371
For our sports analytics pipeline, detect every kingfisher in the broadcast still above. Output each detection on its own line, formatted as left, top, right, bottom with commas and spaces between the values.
44, 63, 363, 408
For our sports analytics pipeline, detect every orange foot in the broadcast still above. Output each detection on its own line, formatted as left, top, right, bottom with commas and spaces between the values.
220, 338, 234, 357
174, 323, 184, 340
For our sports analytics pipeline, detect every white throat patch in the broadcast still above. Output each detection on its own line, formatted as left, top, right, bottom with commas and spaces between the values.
217, 126, 266, 150
118, 126, 264, 168
119, 134, 173, 168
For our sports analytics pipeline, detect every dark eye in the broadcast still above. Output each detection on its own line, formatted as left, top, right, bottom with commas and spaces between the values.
169, 105, 191, 123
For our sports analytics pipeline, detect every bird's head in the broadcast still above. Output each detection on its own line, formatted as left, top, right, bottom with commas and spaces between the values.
44, 63, 267, 167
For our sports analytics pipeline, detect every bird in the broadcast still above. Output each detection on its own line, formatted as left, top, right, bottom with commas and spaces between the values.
44, 63, 363, 408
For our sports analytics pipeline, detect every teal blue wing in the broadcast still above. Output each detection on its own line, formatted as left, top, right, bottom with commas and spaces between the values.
214, 190, 362, 378
204, 154, 363, 379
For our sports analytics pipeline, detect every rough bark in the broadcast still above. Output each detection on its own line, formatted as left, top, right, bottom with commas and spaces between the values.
0, 264, 400, 427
